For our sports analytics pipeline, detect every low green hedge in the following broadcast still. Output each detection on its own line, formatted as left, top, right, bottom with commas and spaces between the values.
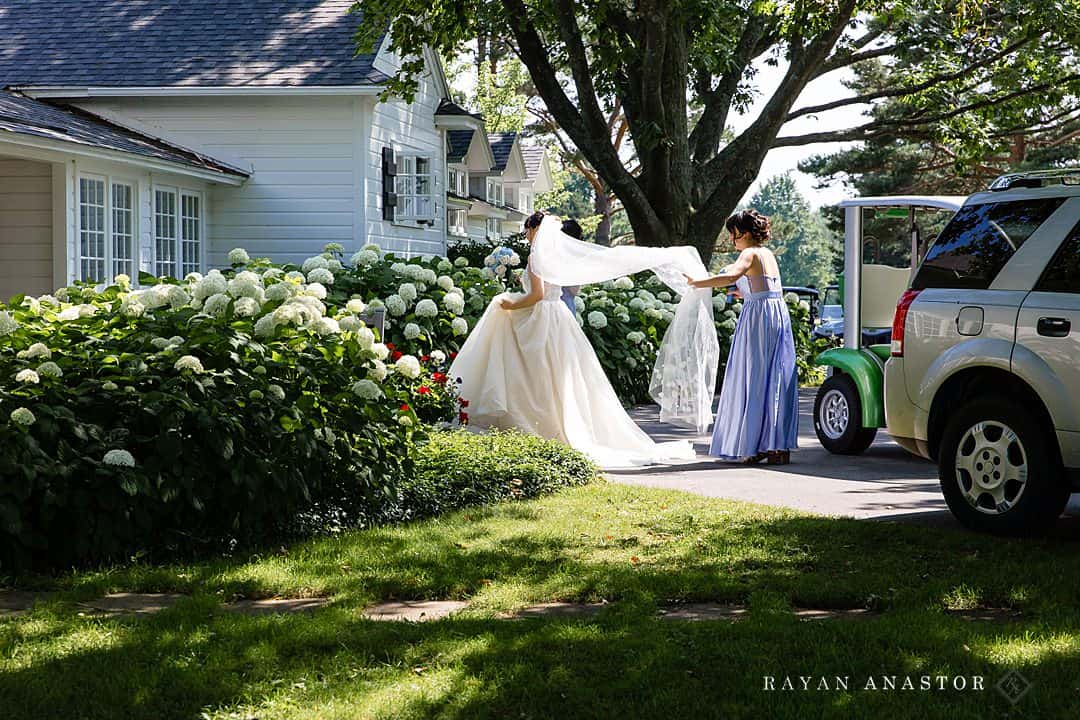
377, 429, 597, 523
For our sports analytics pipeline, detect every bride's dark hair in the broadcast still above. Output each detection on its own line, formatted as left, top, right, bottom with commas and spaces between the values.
524, 211, 546, 230
725, 209, 771, 245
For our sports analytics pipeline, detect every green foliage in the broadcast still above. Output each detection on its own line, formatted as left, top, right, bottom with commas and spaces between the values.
379, 429, 597, 522
750, 174, 839, 289
472, 58, 530, 133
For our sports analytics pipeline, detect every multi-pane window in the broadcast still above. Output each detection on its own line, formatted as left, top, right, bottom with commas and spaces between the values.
395, 155, 435, 221
155, 187, 202, 278
486, 179, 502, 206
486, 217, 500, 240
78, 177, 106, 282
448, 167, 467, 196
78, 176, 136, 282
447, 209, 468, 237
521, 191, 532, 214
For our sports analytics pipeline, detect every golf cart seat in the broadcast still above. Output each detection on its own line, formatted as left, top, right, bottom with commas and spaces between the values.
861, 263, 910, 330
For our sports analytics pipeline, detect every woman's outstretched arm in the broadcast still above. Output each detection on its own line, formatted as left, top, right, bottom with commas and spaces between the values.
683, 249, 754, 289
500, 267, 545, 310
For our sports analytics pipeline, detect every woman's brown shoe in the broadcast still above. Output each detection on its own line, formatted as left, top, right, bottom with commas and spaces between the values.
741, 452, 769, 465
766, 451, 790, 465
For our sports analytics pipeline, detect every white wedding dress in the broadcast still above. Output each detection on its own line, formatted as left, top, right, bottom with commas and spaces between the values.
449, 270, 697, 469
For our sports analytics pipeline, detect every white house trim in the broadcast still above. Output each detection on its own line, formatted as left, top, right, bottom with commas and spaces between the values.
0, 131, 245, 185
18, 86, 387, 98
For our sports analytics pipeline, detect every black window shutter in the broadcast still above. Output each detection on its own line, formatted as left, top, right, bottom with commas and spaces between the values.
381, 146, 397, 221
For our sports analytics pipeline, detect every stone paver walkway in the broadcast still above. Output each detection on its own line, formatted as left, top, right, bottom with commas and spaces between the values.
225, 598, 330, 615
360, 600, 468, 622
75, 593, 188, 617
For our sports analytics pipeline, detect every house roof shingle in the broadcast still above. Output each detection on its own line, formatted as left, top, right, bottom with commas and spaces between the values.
520, 146, 547, 179
0, 0, 387, 88
488, 132, 517, 172
436, 98, 483, 120
0, 90, 249, 178
446, 129, 475, 163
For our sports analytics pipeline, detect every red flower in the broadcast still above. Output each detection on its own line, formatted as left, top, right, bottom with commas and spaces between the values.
385, 343, 396, 351
391, 350, 403, 361
460, 399, 469, 408
418, 386, 431, 395
400, 403, 410, 412
421, 355, 430, 362
450, 351, 458, 359
459, 411, 469, 425
432, 372, 447, 384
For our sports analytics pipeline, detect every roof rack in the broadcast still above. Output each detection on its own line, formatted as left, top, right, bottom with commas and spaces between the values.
989, 168, 1080, 191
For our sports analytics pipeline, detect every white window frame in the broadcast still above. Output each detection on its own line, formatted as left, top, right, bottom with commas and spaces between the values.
486, 217, 501, 240
77, 173, 137, 283
447, 208, 468, 237
153, 185, 204, 279
394, 153, 437, 224
448, 167, 467, 196
521, 191, 532, 214
486, 179, 502, 206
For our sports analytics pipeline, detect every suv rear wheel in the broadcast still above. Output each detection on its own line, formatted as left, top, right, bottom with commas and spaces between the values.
939, 397, 1068, 536
814, 373, 878, 454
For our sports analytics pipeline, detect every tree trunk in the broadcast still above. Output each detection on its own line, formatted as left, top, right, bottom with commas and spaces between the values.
593, 192, 612, 246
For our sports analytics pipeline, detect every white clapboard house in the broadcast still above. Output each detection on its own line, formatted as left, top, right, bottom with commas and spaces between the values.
0, 0, 552, 299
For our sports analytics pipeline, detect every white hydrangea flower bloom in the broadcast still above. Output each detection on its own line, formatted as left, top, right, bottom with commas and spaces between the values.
352, 379, 383, 400
627, 357, 638, 369
103, 449, 136, 467
285, 270, 306, 283
394, 354, 422, 378
799, 300, 811, 313
102, 381, 119, 391
644, 307, 663, 320
339, 315, 361, 333
587, 311, 608, 329
415, 299, 438, 318
184, 272, 203, 283
657, 291, 672, 302
228, 248, 251, 264
78, 304, 98, 318
57, 306, 81, 322
352, 249, 380, 266
451, 317, 469, 336
174, 355, 205, 373
254, 314, 278, 338
268, 384, 286, 401
430, 349, 446, 365
368, 358, 388, 381
202, 293, 232, 317
712, 294, 727, 310
398, 415, 413, 427
403, 322, 422, 340
15, 369, 39, 384
627, 331, 646, 344
355, 326, 376, 350
261, 268, 284, 282
397, 283, 418, 303
628, 297, 646, 311
390, 262, 408, 275
345, 298, 366, 314
443, 293, 465, 315
273, 304, 305, 327
120, 298, 146, 318
614, 276, 634, 290
362, 242, 382, 256
660, 310, 675, 323
38, 294, 59, 307
193, 271, 228, 301
372, 342, 390, 360
385, 294, 408, 317
784, 291, 800, 304
227, 271, 263, 299
307, 267, 335, 285
437, 275, 455, 291
151, 337, 172, 350
10, 407, 35, 426
301, 255, 331, 273
420, 268, 437, 284
248, 389, 265, 401
304, 282, 328, 300
234, 297, 260, 317
265, 282, 294, 302
166, 285, 191, 309
0, 311, 19, 336
113, 273, 132, 289
310, 317, 341, 336
437, 259, 453, 272
24, 343, 51, 360
636, 289, 656, 302
454, 256, 469, 268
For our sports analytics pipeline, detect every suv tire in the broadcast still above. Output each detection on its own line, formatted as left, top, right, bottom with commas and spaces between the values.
939, 397, 1068, 536
814, 373, 878, 455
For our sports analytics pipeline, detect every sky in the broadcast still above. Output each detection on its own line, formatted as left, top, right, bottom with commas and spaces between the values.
451, 52, 871, 210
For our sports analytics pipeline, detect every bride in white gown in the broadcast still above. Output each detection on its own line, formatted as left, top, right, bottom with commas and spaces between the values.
448, 213, 719, 469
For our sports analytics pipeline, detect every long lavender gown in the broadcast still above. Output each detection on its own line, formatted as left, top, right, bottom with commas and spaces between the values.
709, 273, 799, 459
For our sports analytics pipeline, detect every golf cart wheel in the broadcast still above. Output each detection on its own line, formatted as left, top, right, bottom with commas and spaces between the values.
813, 373, 877, 455
939, 397, 1068, 536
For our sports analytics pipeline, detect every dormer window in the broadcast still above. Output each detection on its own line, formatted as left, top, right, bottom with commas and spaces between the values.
486, 179, 501, 206
448, 167, 467, 196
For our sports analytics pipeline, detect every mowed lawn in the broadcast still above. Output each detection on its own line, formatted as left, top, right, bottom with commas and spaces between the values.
2, 481, 1079, 719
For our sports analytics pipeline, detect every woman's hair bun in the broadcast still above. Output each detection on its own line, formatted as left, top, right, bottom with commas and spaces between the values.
724, 209, 771, 245
524, 211, 546, 230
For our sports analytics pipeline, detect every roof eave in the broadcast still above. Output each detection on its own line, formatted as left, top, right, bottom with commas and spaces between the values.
16, 85, 387, 98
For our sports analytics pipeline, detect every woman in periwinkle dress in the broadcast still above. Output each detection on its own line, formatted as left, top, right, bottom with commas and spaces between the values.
685, 210, 799, 464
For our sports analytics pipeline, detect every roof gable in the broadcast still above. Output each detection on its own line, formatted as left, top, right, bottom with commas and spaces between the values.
0, 1, 387, 88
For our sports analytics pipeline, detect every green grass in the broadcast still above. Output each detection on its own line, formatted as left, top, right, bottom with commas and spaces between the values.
2, 481, 1079, 719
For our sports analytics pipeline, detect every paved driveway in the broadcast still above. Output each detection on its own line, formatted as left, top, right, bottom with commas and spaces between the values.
611, 389, 1080, 536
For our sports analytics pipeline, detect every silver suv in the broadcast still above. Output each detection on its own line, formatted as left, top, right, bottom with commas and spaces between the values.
885, 169, 1080, 535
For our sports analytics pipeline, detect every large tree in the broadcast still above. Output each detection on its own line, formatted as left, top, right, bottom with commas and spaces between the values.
353, 0, 1080, 263
750, 174, 838, 288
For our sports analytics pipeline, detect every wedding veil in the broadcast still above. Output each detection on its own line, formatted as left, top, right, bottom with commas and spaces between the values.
527, 215, 719, 432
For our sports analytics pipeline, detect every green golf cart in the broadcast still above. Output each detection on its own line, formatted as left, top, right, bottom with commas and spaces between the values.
813, 196, 963, 454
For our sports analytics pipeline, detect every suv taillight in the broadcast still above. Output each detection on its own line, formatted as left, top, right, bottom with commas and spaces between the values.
891, 289, 922, 357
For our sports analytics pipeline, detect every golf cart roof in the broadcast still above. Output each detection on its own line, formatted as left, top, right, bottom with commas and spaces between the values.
836, 195, 965, 212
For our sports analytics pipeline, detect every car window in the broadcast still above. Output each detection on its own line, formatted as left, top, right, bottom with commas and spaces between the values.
912, 197, 1067, 290
1035, 223, 1080, 294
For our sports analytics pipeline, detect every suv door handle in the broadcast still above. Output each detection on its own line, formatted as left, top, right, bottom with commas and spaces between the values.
1037, 317, 1071, 338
